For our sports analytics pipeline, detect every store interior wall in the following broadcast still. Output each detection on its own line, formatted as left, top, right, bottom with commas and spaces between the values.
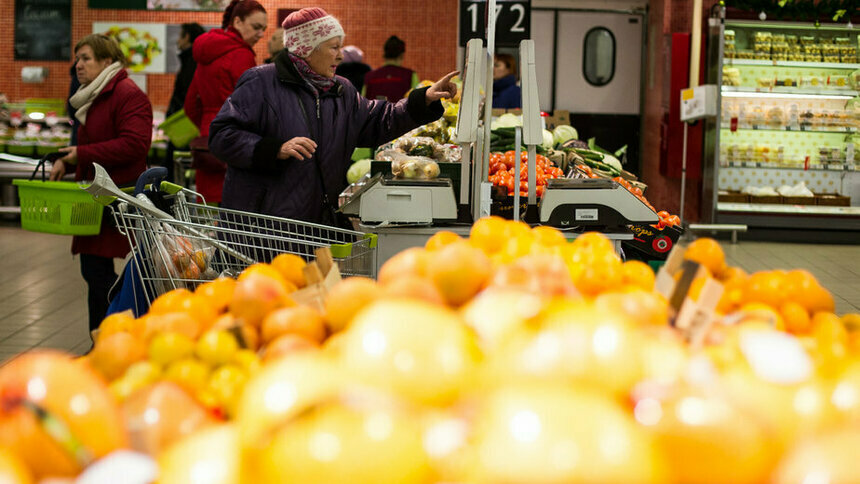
0, 0, 458, 112
640, 0, 702, 221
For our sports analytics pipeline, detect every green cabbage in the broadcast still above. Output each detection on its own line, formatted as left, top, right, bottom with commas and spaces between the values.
552, 125, 578, 146
491, 113, 522, 130
347, 159, 372, 184
541, 129, 554, 151
601, 154, 623, 173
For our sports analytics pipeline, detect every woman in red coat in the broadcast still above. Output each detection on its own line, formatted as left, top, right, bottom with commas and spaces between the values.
184, 0, 266, 204
50, 34, 152, 332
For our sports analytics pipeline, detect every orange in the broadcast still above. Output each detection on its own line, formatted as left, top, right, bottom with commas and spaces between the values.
144, 311, 202, 341
569, 251, 623, 297
595, 289, 669, 327
812, 312, 849, 349
719, 266, 747, 283
378, 275, 446, 306
262, 334, 319, 363
96, 310, 136, 342
498, 232, 539, 263
238, 263, 297, 293
717, 277, 746, 314
229, 272, 295, 328
742, 270, 787, 308
424, 230, 462, 251
149, 288, 194, 315
377, 248, 429, 285
784, 270, 834, 313
621, 260, 656, 291
426, 241, 493, 306
802, 285, 836, 314
738, 302, 786, 331
570, 231, 615, 255
780, 302, 812, 335
683, 237, 727, 277
194, 277, 237, 314
261, 305, 326, 344
530, 225, 567, 247
270, 253, 308, 289
0, 447, 33, 484
686, 276, 708, 302
89, 332, 147, 381
468, 216, 508, 254
843, 313, 860, 332
323, 277, 381, 333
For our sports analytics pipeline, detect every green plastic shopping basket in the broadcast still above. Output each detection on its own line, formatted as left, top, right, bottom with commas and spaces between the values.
158, 109, 199, 148
13, 179, 104, 235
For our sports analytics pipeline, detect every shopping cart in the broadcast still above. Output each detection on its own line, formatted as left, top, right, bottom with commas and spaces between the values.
83, 164, 377, 307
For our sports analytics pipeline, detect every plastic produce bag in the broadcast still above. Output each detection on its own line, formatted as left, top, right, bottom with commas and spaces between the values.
386, 151, 441, 180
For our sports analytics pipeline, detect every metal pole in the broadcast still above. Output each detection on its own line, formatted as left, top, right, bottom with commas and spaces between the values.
680, 121, 688, 224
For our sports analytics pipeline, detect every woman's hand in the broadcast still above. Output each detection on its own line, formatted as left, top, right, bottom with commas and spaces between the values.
278, 137, 317, 160
58, 146, 77, 164
48, 146, 77, 181
49, 160, 66, 181
425, 71, 459, 105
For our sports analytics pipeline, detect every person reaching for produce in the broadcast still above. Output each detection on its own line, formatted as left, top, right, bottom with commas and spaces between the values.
492, 53, 521, 109
208, 7, 457, 227
184, 0, 266, 205
49, 34, 152, 335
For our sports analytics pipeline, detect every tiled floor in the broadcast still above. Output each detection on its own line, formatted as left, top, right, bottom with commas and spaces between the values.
0, 224, 858, 363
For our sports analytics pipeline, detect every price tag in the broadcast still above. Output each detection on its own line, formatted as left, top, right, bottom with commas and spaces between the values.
459, 0, 530, 47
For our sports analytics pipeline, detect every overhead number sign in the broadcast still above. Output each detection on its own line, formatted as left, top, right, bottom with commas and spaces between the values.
459, 0, 530, 47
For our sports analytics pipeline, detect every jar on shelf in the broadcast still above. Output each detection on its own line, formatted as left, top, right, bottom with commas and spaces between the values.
725, 29, 735, 42
800, 35, 816, 45
766, 106, 785, 128
785, 34, 798, 44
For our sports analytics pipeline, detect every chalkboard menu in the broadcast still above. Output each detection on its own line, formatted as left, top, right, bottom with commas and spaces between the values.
14, 0, 72, 61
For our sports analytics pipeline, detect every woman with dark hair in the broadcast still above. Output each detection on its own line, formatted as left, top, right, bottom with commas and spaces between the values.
49, 34, 152, 333
363, 35, 419, 101
184, 0, 266, 204
493, 53, 521, 109
208, 7, 456, 226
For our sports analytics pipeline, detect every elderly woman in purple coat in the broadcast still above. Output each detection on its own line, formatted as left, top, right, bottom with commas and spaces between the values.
208, 7, 457, 226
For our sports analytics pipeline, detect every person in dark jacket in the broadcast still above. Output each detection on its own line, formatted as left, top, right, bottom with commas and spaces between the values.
167, 23, 205, 117
164, 23, 205, 182
492, 53, 521, 109
208, 7, 457, 226
265, 27, 284, 63
50, 34, 152, 332
184, 0, 266, 204
363, 35, 419, 101
335, 45, 370, 91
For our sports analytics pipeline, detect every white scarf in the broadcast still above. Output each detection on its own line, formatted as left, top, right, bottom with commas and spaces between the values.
69, 62, 124, 125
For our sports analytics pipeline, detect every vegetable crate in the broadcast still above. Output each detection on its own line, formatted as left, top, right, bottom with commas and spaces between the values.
622, 223, 684, 261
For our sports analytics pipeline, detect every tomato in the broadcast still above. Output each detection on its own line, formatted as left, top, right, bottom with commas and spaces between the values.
666, 215, 681, 226
536, 185, 545, 197
657, 210, 669, 219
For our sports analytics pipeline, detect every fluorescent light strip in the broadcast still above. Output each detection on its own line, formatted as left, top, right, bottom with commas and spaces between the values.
721, 90, 855, 100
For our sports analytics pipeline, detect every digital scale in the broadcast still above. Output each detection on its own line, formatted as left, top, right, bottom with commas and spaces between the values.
339, 173, 458, 224
540, 178, 659, 228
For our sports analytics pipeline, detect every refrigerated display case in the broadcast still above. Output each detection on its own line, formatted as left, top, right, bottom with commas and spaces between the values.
704, 15, 860, 231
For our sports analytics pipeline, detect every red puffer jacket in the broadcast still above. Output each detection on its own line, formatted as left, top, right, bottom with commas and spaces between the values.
72, 69, 152, 259
184, 28, 256, 203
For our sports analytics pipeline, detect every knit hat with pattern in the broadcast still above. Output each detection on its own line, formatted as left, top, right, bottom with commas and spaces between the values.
281, 7, 344, 58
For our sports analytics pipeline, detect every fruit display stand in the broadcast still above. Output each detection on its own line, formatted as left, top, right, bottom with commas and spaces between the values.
1, 218, 859, 484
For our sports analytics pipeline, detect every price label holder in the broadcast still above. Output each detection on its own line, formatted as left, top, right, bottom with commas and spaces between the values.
655, 246, 725, 348
459, 0, 530, 47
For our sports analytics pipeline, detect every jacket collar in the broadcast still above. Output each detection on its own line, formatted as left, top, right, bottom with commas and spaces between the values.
99, 68, 128, 97
274, 52, 344, 98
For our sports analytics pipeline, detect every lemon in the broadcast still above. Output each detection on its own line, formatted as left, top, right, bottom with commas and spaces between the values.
148, 332, 195, 366
196, 329, 240, 366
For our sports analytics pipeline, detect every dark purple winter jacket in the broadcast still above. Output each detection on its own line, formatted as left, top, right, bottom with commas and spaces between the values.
208, 53, 443, 225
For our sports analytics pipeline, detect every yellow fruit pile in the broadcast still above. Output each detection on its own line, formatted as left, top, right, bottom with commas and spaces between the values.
2, 216, 859, 484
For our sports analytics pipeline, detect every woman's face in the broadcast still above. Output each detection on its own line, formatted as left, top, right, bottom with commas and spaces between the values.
233, 10, 267, 46
493, 60, 510, 80
306, 37, 343, 79
75, 45, 112, 85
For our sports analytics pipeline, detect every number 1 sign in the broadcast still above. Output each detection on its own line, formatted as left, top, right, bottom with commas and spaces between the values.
459, 0, 530, 47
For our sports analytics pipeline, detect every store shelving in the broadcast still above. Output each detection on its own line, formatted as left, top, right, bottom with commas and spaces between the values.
704, 17, 860, 231
721, 86, 856, 99
723, 59, 860, 69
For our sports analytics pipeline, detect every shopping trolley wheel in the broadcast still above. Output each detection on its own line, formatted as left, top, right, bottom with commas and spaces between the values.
135, 167, 169, 195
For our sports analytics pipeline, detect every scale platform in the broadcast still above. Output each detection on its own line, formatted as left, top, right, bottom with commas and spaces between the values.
539, 178, 659, 228
339, 173, 458, 224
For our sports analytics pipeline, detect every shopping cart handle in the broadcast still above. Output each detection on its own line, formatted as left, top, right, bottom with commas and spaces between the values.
135, 167, 168, 195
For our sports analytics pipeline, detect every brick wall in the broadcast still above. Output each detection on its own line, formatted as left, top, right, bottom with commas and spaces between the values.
0, 0, 459, 111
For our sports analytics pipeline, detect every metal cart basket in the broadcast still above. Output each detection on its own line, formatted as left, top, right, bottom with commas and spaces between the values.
84, 165, 377, 306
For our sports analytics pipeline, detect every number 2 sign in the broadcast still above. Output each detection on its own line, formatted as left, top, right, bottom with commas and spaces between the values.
459, 0, 531, 47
